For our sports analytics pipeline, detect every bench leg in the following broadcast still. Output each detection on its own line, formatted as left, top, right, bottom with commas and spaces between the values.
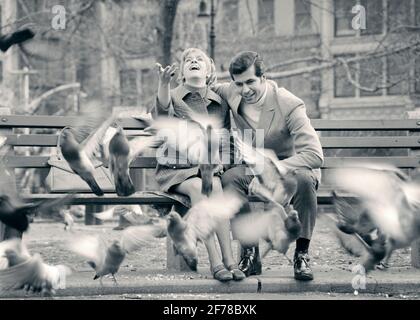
166, 237, 193, 272
85, 205, 104, 225
411, 240, 420, 268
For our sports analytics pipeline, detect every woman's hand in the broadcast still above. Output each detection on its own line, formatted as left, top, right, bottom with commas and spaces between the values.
156, 63, 177, 86
156, 63, 177, 110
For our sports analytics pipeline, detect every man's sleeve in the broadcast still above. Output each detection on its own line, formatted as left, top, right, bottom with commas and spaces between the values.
278, 102, 324, 171
211, 82, 230, 101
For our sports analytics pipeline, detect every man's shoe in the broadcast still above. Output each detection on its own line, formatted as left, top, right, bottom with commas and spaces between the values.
238, 246, 262, 277
294, 251, 314, 281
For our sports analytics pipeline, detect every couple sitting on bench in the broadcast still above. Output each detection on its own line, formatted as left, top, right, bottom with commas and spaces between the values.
154, 49, 323, 282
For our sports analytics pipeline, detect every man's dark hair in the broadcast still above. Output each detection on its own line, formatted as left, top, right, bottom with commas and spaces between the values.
229, 51, 265, 80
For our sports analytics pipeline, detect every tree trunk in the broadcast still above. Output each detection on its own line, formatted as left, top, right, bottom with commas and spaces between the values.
158, 0, 180, 66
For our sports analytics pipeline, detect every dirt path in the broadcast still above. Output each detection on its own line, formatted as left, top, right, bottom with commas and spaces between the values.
22, 214, 412, 273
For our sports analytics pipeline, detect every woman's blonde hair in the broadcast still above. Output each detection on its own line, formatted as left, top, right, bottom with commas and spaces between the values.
177, 47, 217, 86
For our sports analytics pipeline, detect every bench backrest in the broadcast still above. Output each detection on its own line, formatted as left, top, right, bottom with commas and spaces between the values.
1, 116, 419, 169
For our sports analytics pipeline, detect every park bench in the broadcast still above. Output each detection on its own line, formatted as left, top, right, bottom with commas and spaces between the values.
1, 110, 420, 269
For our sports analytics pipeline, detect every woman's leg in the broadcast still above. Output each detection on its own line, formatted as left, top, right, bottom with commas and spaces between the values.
211, 177, 235, 267
210, 177, 245, 280
173, 177, 224, 272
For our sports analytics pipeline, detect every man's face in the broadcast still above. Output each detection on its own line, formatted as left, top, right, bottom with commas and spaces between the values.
232, 65, 266, 104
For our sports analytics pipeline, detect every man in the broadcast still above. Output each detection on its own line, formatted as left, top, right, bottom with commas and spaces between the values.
214, 51, 323, 281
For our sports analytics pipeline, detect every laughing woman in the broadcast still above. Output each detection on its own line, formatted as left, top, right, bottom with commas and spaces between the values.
153, 48, 245, 282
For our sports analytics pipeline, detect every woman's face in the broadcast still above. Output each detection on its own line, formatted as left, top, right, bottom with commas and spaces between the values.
182, 50, 209, 81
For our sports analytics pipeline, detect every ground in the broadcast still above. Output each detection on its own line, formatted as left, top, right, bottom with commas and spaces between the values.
1, 212, 416, 300
23, 212, 412, 273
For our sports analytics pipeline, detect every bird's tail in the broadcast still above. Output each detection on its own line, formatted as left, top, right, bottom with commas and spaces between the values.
115, 173, 136, 197
199, 165, 213, 197
84, 175, 104, 196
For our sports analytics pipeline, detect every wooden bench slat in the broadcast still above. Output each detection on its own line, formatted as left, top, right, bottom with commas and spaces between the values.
0, 116, 145, 129
5, 134, 58, 146
323, 156, 420, 168
311, 119, 420, 130
5, 134, 420, 148
1, 115, 420, 131
5, 155, 419, 169
320, 136, 420, 148
21, 190, 337, 205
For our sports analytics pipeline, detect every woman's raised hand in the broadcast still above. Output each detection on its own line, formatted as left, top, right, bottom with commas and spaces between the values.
156, 63, 177, 86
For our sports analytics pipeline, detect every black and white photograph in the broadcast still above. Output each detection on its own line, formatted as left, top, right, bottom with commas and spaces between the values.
0, 0, 420, 308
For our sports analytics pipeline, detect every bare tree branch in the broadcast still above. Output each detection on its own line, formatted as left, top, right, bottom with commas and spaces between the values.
26, 83, 81, 114
337, 57, 405, 93
218, 40, 420, 80
266, 56, 327, 72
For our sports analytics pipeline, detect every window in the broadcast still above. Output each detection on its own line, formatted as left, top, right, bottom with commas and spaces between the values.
359, 57, 383, 96
120, 69, 139, 106
140, 68, 157, 107
334, 55, 356, 97
258, 0, 274, 33
295, 0, 312, 34
119, 68, 157, 107
386, 53, 410, 95
360, 0, 383, 35
334, 0, 356, 37
387, 0, 410, 32
334, 53, 414, 98
416, 0, 420, 25
335, 0, 393, 37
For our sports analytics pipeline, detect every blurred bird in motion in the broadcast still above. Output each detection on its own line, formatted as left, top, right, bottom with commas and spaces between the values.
234, 202, 301, 262
36, 207, 76, 232
322, 211, 387, 271
142, 114, 227, 196
0, 238, 71, 295
0, 28, 35, 53
331, 163, 420, 272
163, 190, 244, 270
234, 135, 298, 205
135, 190, 244, 271
58, 102, 117, 196
94, 204, 153, 229
108, 125, 161, 196
0, 164, 74, 232
68, 222, 166, 285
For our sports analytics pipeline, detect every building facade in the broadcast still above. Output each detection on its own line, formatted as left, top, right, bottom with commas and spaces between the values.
1, 0, 419, 120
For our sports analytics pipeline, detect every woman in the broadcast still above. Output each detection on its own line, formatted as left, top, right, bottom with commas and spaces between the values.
154, 48, 245, 282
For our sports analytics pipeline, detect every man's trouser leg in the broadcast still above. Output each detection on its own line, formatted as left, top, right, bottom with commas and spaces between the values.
221, 166, 261, 276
